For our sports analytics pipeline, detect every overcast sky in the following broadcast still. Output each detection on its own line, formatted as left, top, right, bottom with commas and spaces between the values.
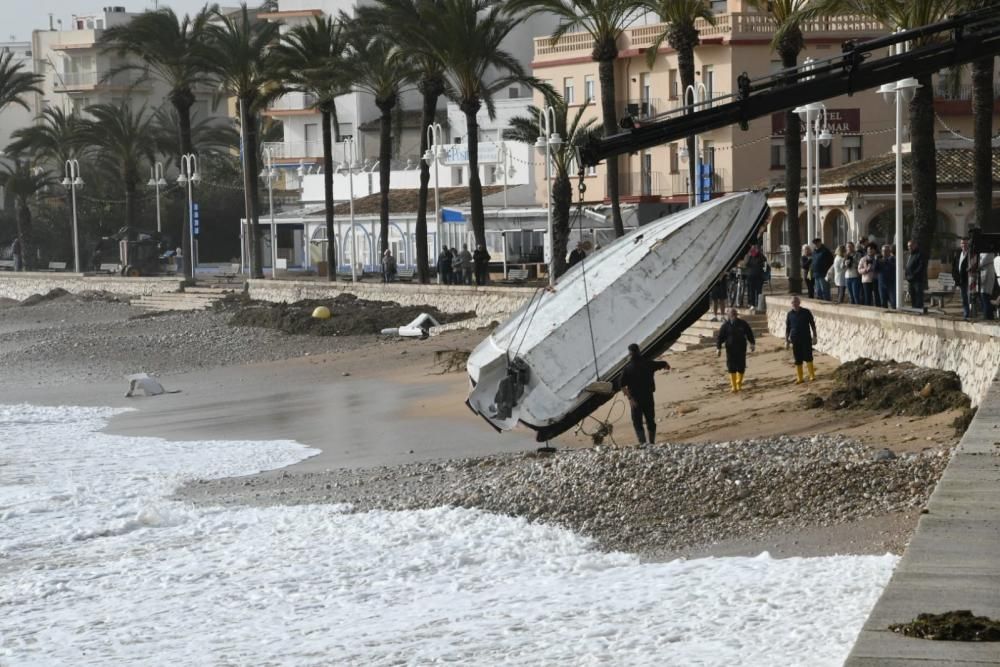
5, 1, 244, 43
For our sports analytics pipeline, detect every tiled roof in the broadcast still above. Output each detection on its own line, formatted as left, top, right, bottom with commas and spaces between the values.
812, 148, 1000, 191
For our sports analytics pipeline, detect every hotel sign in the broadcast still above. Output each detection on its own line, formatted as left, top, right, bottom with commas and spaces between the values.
443, 142, 500, 165
771, 109, 861, 135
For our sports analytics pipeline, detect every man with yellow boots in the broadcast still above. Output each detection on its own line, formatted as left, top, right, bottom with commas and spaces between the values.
716, 308, 755, 392
786, 296, 818, 383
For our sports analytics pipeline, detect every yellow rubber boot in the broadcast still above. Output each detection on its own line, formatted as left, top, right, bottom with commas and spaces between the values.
729, 373, 738, 392
736, 372, 744, 391
795, 364, 804, 384
806, 362, 816, 381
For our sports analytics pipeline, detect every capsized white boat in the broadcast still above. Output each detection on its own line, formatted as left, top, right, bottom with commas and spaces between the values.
466, 190, 769, 441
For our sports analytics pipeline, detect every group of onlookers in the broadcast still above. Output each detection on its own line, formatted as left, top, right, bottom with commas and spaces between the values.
433, 243, 492, 286
952, 237, 1000, 320
801, 238, 900, 309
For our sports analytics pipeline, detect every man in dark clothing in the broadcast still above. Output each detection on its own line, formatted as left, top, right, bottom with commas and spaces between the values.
716, 308, 755, 392
953, 238, 971, 319
621, 343, 670, 445
905, 239, 926, 310
786, 296, 818, 384
10, 237, 22, 272
567, 242, 586, 268
811, 238, 834, 301
472, 244, 491, 286
876, 244, 896, 309
438, 247, 453, 285
744, 245, 767, 311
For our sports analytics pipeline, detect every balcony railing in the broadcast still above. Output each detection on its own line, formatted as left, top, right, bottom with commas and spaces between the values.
619, 98, 663, 119
54, 70, 143, 90
663, 90, 733, 113
618, 170, 665, 197
262, 141, 348, 161
933, 81, 1000, 101
535, 13, 886, 59
670, 167, 728, 196
267, 93, 318, 112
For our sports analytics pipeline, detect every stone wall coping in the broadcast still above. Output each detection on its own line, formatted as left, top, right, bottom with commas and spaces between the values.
0, 273, 182, 285
247, 278, 538, 296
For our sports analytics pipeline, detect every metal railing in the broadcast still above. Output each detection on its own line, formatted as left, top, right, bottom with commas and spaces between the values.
54, 70, 143, 90
670, 167, 728, 196
933, 81, 1000, 101
261, 141, 334, 160
619, 98, 663, 119
618, 170, 665, 197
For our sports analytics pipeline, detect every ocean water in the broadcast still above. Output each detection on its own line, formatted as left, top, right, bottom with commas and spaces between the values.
0, 404, 895, 666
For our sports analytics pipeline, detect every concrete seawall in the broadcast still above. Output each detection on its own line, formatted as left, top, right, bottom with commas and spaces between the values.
248, 279, 536, 330
0, 273, 184, 301
765, 295, 1000, 406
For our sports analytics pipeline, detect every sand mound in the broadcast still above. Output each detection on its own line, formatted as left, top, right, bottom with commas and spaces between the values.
20, 288, 70, 306
890, 611, 1000, 641
825, 358, 970, 416
228, 293, 473, 336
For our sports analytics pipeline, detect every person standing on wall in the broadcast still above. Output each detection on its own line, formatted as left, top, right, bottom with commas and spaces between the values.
744, 246, 767, 312
905, 239, 926, 311
977, 250, 996, 320
786, 296, 818, 384
10, 237, 23, 272
953, 238, 971, 319
843, 242, 861, 304
620, 343, 670, 446
811, 238, 834, 301
876, 244, 896, 309
457, 244, 473, 285
716, 307, 756, 393
472, 244, 491, 286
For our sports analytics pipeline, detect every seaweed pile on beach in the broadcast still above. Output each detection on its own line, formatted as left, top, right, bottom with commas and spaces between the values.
227, 293, 473, 336
890, 611, 1000, 641
820, 358, 970, 416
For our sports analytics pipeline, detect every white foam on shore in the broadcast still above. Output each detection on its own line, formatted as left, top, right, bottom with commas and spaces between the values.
0, 404, 894, 666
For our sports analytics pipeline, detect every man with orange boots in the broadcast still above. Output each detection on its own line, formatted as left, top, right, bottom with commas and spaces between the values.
786, 296, 818, 383
716, 308, 755, 392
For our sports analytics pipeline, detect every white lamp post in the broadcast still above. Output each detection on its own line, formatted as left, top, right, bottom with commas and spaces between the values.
534, 105, 563, 287
260, 146, 278, 278
877, 33, 921, 310
177, 153, 200, 277
61, 159, 83, 273
146, 162, 166, 234
813, 112, 833, 235
798, 103, 831, 243
684, 83, 709, 207
423, 123, 446, 282
340, 137, 363, 283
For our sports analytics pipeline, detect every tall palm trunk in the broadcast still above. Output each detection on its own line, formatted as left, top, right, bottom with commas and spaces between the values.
780, 41, 803, 294
596, 45, 624, 237
463, 100, 487, 249
378, 102, 394, 255
908, 73, 937, 271
172, 88, 195, 280
972, 56, 994, 230
674, 31, 697, 208
15, 198, 31, 271
552, 173, 571, 278
240, 98, 263, 278
415, 77, 443, 283
331, 104, 341, 143
321, 106, 337, 282
124, 178, 137, 229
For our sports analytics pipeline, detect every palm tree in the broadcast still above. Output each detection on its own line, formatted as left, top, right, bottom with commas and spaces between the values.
272, 16, 351, 282
0, 160, 58, 270
641, 1, 715, 210
819, 0, 958, 269
81, 102, 159, 229
505, 95, 597, 278
204, 4, 282, 279
746, 0, 814, 294
422, 0, 528, 249
6, 107, 86, 168
359, 0, 448, 283
100, 3, 218, 279
967, 0, 998, 233
151, 106, 240, 159
343, 17, 417, 257
507, 0, 645, 238
0, 50, 42, 115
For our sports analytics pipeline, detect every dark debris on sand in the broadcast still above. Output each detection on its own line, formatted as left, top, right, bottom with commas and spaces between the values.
823, 358, 970, 416
890, 610, 1000, 641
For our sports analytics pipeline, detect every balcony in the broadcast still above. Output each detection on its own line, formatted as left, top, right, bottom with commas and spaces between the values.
933, 81, 1000, 101
53, 70, 145, 92
534, 13, 886, 61
663, 90, 733, 113
618, 171, 665, 198
267, 93, 319, 115
262, 141, 347, 161
670, 168, 728, 196
620, 98, 663, 120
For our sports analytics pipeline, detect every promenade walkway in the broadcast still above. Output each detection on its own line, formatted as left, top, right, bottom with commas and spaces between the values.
846, 373, 1000, 665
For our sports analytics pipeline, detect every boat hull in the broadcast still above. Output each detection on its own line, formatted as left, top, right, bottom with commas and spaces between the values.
466, 191, 769, 441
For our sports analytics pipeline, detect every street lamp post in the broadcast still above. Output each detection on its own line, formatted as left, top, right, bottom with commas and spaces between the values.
177, 153, 201, 278
61, 159, 83, 273
684, 83, 709, 207
147, 162, 166, 233
424, 123, 446, 282
534, 106, 563, 287
877, 33, 921, 310
261, 146, 278, 278
340, 137, 363, 283
797, 103, 831, 243
812, 111, 832, 236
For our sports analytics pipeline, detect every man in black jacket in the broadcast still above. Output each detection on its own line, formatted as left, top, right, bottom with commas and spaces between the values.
621, 343, 670, 445
811, 238, 834, 301
716, 308, 755, 392
905, 239, 926, 310
786, 296, 818, 383
953, 238, 971, 319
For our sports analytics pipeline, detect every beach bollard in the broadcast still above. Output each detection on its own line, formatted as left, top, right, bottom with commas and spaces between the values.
312, 306, 332, 319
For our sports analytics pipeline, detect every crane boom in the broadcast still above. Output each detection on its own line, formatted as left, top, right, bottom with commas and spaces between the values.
580, 6, 1000, 167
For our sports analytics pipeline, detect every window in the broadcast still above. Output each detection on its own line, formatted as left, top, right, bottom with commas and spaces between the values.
770, 137, 786, 169
640, 73, 651, 105
586, 164, 597, 176
584, 75, 595, 103
668, 69, 679, 99
563, 77, 575, 104
819, 143, 832, 169
842, 135, 862, 163
703, 65, 715, 100
669, 144, 679, 174
508, 86, 520, 99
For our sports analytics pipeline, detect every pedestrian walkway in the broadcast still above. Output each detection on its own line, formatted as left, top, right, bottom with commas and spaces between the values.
846, 372, 1000, 665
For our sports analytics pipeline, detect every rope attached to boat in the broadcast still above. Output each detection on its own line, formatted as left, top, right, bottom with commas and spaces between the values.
575, 164, 602, 384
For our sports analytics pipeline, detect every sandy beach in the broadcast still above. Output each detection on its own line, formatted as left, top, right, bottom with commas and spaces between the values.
0, 292, 965, 559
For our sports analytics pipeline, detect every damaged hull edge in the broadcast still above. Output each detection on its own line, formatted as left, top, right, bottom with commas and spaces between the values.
466, 191, 770, 442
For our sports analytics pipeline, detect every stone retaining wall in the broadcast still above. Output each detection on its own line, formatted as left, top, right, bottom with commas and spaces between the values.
0, 273, 184, 301
248, 279, 536, 329
765, 295, 1000, 406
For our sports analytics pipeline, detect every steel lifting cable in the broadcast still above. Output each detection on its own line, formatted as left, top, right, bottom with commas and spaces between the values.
574, 164, 602, 383
509, 287, 543, 364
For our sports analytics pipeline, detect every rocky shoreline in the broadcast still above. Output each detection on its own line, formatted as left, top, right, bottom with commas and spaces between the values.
177, 434, 951, 558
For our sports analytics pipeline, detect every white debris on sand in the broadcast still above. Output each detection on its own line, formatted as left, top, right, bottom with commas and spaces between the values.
2, 404, 894, 666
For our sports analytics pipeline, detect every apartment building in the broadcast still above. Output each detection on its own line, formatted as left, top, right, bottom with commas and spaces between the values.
0, 40, 35, 148
531, 0, 997, 256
